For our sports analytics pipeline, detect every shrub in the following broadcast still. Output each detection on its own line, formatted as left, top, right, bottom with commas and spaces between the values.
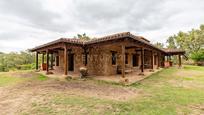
18, 64, 33, 70
191, 50, 204, 65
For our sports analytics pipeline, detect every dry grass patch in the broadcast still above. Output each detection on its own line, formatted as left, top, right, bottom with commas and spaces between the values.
169, 68, 204, 89
0, 77, 141, 114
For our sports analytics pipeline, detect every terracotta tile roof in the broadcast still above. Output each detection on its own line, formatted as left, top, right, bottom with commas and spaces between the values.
60, 38, 84, 44
30, 32, 184, 54
85, 32, 130, 44
163, 48, 185, 53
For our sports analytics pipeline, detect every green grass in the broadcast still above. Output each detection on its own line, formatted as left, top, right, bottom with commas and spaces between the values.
0, 75, 25, 86
29, 95, 118, 115
23, 65, 204, 115
1, 66, 204, 115
36, 74, 48, 81
0, 71, 48, 86
183, 65, 204, 71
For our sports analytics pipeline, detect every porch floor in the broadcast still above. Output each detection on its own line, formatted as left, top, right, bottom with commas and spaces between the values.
93, 69, 162, 84
38, 68, 162, 85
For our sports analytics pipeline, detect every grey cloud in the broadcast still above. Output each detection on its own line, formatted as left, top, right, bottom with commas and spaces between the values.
72, 0, 167, 33
0, 0, 71, 32
0, 0, 204, 52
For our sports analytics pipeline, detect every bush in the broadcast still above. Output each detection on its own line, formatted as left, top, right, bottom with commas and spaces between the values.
18, 64, 35, 70
191, 50, 204, 65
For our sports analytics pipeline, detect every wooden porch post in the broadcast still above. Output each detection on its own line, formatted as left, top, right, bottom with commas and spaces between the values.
50, 53, 54, 70
139, 47, 144, 75
121, 45, 125, 78
36, 52, 39, 71
162, 54, 165, 67
150, 50, 154, 71
178, 54, 181, 68
46, 50, 49, 74
157, 53, 160, 69
64, 45, 68, 75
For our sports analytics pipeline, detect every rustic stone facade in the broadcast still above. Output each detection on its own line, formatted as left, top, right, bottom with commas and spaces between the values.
31, 32, 185, 77
55, 44, 162, 76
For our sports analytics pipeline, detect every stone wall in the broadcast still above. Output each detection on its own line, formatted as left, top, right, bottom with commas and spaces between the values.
57, 47, 84, 74
55, 44, 163, 76
87, 44, 142, 76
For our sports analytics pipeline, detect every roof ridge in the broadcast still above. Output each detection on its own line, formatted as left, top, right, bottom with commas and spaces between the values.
30, 32, 169, 53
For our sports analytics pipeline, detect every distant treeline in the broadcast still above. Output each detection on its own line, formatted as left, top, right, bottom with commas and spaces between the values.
154, 24, 204, 65
0, 51, 36, 72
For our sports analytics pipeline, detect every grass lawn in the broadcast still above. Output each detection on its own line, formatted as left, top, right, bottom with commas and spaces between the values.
0, 65, 204, 115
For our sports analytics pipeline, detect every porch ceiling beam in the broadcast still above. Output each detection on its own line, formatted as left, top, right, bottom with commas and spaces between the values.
35, 43, 83, 52
35, 43, 64, 52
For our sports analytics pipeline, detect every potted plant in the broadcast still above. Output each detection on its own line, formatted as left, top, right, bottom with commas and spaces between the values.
79, 67, 88, 78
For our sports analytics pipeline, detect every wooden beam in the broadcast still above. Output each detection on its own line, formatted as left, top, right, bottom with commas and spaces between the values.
140, 47, 144, 74
50, 53, 54, 70
34, 42, 83, 52
157, 53, 160, 69
178, 54, 181, 67
121, 44, 125, 78
46, 50, 49, 74
64, 45, 68, 75
36, 52, 39, 70
151, 51, 154, 70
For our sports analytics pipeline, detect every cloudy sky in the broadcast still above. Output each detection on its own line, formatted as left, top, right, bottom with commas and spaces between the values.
0, 0, 204, 52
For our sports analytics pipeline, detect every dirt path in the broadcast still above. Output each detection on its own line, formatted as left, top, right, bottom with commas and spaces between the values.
0, 79, 140, 114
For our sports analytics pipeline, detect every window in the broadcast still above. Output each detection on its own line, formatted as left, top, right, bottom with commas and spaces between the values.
125, 53, 128, 64
132, 54, 139, 67
82, 54, 88, 66
112, 52, 117, 65
56, 56, 59, 66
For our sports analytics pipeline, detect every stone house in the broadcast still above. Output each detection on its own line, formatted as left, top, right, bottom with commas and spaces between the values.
30, 32, 185, 77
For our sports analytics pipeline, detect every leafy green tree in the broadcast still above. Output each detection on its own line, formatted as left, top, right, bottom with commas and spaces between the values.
154, 42, 164, 48
167, 24, 204, 56
191, 50, 204, 62
0, 51, 35, 72
74, 33, 90, 41
166, 36, 177, 49
166, 24, 204, 65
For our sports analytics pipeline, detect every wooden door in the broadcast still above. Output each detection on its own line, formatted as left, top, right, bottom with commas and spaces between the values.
132, 54, 139, 67
68, 54, 74, 71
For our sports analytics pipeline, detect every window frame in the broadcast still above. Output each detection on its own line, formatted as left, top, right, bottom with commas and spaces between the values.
111, 51, 117, 65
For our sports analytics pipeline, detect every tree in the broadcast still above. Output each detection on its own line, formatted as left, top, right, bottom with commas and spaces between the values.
166, 36, 177, 49
166, 24, 204, 65
166, 24, 204, 56
0, 51, 35, 72
74, 33, 90, 41
154, 42, 164, 49
191, 49, 204, 65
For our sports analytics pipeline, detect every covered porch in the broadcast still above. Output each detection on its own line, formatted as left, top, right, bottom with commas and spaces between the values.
34, 41, 164, 77
163, 49, 186, 68
38, 65, 162, 84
